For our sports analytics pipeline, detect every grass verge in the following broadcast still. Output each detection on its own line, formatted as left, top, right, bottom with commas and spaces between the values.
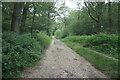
62, 39, 119, 78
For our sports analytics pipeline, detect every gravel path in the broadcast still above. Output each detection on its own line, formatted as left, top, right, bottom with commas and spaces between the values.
21, 38, 108, 78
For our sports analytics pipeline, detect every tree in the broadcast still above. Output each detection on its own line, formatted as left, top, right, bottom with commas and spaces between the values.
31, 3, 36, 34
2, 3, 14, 31
46, 2, 55, 36
76, 1, 81, 26
66, 8, 95, 35
84, 2, 105, 33
47, 4, 51, 35
118, 1, 120, 34
11, 2, 24, 34
20, 2, 30, 33
108, 0, 112, 33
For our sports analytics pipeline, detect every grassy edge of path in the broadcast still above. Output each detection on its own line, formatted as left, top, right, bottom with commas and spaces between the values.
62, 39, 119, 78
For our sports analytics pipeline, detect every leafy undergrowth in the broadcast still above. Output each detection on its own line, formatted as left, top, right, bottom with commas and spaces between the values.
63, 33, 119, 59
62, 33, 119, 78
34, 32, 51, 49
2, 32, 51, 78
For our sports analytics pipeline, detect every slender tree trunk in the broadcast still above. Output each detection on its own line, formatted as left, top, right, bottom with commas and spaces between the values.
63, 0, 67, 29
47, 5, 51, 36
96, 17, 101, 33
96, 22, 101, 33
108, 2, 112, 33
11, 2, 24, 34
31, 3, 36, 34
63, 12, 67, 29
21, 2, 29, 33
118, 2, 120, 75
77, 3, 81, 26
77, 10, 80, 26
118, 2, 120, 34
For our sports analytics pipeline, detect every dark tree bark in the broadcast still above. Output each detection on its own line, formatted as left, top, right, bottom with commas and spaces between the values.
108, 1, 112, 33
31, 3, 36, 34
21, 2, 29, 33
47, 5, 51, 36
118, 2, 120, 71
11, 2, 24, 34
118, 2, 120, 34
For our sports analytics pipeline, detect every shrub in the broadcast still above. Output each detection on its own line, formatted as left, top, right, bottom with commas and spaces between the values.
55, 29, 63, 39
2, 32, 51, 78
86, 33, 118, 47
34, 32, 51, 48
62, 33, 118, 59
63, 35, 92, 45
85, 33, 118, 58
62, 34, 119, 78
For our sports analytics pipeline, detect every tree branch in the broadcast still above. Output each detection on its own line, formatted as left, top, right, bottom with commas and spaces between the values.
84, 2, 98, 22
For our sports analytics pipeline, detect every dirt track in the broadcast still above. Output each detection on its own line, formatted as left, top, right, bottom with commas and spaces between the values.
21, 38, 108, 78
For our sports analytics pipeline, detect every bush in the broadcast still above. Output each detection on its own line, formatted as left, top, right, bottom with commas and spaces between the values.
2, 32, 51, 78
85, 33, 118, 58
86, 33, 118, 47
63, 35, 92, 46
62, 33, 118, 59
55, 29, 63, 39
34, 32, 51, 48
62, 34, 119, 78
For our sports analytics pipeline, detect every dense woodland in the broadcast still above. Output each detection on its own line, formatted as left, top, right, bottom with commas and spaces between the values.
2, 1, 120, 78
55, 2, 119, 38
2, 2, 120, 35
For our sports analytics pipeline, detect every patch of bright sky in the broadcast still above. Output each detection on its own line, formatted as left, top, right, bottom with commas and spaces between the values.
54, 0, 110, 22
56, 0, 84, 10
57, 0, 110, 10
65, 0, 78, 10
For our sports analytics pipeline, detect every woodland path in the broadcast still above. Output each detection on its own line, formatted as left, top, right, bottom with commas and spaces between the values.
21, 38, 108, 78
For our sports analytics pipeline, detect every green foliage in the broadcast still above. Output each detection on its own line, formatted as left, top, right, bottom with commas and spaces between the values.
63, 35, 91, 45
70, 8, 95, 35
2, 32, 51, 78
2, 3, 14, 31
62, 33, 118, 59
54, 2, 118, 37
55, 29, 69, 39
86, 33, 118, 46
34, 32, 51, 48
76, 48, 119, 78
2, 2, 55, 35
85, 33, 118, 58
55, 29, 63, 39
62, 37, 119, 78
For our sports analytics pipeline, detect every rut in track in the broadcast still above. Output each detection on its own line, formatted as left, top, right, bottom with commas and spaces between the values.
21, 38, 108, 78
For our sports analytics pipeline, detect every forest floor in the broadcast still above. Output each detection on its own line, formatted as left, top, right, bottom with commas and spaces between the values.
21, 38, 108, 78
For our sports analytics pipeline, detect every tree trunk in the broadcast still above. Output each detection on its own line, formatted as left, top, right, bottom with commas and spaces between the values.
108, 2, 112, 33
11, 2, 24, 34
84, 2, 104, 33
31, 3, 36, 34
96, 21, 101, 33
21, 2, 29, 33
77, 2, 81, 26
96, 17, 101, 33
77, 10, 80, 26
47, 5, 51, 36
118, 2, 120, 34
